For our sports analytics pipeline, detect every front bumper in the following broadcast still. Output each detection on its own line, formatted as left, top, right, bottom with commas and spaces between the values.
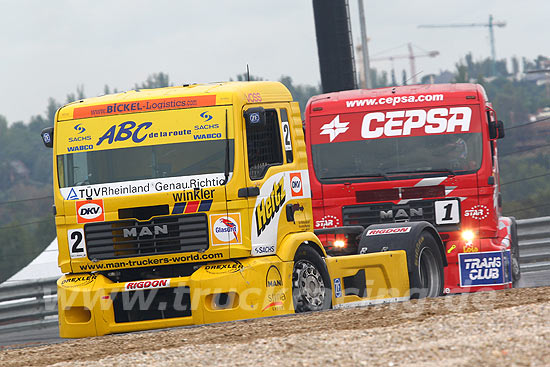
57, 256, 294, 338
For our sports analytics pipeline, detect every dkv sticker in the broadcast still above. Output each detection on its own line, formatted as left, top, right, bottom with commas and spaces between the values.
76, 199, 105, 223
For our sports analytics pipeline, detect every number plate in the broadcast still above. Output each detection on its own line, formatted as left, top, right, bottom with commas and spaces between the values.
434, 199, 460, 225
68, 228, 87, 258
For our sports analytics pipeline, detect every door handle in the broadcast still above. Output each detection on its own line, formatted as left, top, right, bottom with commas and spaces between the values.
238, 186, 260, 198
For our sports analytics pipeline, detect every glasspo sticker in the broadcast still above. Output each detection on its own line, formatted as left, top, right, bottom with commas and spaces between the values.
76, 199, 105, 223
210, 213, 242, 245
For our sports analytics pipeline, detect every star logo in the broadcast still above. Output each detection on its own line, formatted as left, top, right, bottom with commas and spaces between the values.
320, 115, 349, 142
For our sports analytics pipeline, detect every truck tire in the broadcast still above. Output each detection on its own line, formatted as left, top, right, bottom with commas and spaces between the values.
510, 217, 521, 287
292, 245, 332, 312
409, 231, 444, 299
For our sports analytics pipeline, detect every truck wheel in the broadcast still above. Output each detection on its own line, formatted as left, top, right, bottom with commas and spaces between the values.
409, 231, 444, 299
292, 245, 332, 312
510, 218, 521, 287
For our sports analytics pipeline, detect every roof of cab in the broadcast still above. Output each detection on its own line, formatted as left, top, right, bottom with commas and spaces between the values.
306, 83, 487, 116
57, 81, 293, 121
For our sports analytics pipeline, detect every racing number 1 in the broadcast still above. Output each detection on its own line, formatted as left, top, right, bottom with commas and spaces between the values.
68, 229, 87, 258
435, 199, 460, 225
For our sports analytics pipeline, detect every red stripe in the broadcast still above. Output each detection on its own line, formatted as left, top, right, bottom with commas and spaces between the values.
262, 301, 283, 311
184, 201, 200, 213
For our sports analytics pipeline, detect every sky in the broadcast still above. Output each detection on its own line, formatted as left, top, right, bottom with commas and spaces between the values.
0, 0, 547, 124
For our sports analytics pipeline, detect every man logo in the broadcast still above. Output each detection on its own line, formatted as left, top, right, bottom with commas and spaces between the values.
290, 172, 303, 197
76, 199, 105, 223
266, 265, 283, 287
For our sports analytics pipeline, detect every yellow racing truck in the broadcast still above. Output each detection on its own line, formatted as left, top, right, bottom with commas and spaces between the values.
41, 81, 445, 338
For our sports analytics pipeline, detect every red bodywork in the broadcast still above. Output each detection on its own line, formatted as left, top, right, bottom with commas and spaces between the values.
304, 84, 513, 293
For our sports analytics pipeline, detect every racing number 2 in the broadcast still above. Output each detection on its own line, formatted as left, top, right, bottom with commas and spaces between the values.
68, 229, 87, 258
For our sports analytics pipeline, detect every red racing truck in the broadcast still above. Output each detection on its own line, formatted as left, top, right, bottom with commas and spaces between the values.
305, 83, 520, 294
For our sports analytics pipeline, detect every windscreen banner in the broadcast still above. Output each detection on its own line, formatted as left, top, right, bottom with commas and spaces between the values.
311, 106, 481, 144
57, 107, 232, 155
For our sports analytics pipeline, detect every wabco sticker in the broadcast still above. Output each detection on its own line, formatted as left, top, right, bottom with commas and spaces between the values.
76, 199, 105, 223
210, 213, 242, 245
125, 279, 171, 291
458, 251, 511, 287
366, 227, 411, 236
290, 172, 304, 197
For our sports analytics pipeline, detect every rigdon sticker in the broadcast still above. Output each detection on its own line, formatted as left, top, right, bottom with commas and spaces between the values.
251, 170, 311, 256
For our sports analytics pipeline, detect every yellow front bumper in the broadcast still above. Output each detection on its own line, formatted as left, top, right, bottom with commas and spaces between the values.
57, 251, 410, 338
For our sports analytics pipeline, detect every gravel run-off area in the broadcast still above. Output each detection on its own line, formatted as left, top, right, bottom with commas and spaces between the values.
1, 287, 549, 367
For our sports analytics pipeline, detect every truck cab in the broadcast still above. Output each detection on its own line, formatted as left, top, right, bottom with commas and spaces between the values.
305, 83, 518, 294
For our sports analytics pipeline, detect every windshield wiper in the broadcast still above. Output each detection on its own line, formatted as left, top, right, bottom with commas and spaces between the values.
386, 168, 456, 176
328, 172, 389, 181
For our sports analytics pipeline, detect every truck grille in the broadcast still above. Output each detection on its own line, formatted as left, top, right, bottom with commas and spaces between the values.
84, 213, 209, 260
112, 286, 191, 323
343, 200, 436, 227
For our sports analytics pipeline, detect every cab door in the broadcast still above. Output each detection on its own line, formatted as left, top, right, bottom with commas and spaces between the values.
239, 104, 303, 256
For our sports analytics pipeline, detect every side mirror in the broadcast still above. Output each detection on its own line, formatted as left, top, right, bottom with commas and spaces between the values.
244, 107, 266, 127
489, 120, 505, 140
41, 127, 54, 148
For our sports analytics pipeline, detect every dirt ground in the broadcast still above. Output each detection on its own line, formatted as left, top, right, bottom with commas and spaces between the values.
1, 287, 549, 367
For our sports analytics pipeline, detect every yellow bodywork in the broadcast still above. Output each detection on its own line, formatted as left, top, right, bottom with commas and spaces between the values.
52, 81, 411, 338
57, 251, 409, 338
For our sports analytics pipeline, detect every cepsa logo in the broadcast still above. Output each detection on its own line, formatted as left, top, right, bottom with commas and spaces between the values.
290, 172, 303, 197
361, 107, 472, 139
210, 213, 242, 245
256, 177, 286, 236
76, 199, 105, 223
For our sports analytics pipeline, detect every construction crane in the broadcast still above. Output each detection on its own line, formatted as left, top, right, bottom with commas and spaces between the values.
369, 43, 439, 84
418, 15, 506, 76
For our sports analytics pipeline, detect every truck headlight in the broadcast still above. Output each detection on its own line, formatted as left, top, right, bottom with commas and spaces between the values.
461, 230, 475, 242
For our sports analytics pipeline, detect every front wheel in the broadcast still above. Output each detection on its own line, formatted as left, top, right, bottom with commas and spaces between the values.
409, 231, 444, 299
292, 245, 332, 312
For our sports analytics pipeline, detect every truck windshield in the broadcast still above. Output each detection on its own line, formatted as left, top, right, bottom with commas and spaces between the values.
57, 140, 234, 188
311, 133, 481, 180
